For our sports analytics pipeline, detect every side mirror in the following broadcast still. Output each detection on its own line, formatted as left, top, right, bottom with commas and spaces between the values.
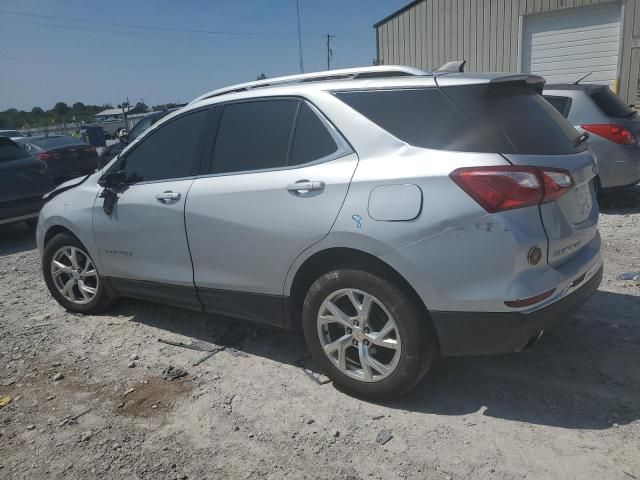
98, 170, 127, 188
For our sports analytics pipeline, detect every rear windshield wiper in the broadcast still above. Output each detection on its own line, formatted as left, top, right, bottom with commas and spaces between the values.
573, 132, 590, 147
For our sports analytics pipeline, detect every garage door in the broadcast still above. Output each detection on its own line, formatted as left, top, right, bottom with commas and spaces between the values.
521, 3, 622, 88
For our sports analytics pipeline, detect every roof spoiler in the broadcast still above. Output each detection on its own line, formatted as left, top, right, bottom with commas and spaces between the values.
435, 60, 466, 73
488, 74, 546, 93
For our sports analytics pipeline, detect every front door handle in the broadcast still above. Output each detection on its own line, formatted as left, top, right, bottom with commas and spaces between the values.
156, 191, 181, 203
286, 180, 325, 195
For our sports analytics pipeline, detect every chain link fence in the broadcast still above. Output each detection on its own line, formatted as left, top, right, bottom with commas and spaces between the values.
21, 112, 148, 138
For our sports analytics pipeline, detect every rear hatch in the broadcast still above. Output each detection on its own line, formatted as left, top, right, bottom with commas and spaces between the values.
440, 77, 598, 267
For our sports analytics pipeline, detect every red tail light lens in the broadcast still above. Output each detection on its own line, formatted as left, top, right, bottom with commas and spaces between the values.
581, 124, 637, 145
450, 166, 575, 213
37, 152, 51, 161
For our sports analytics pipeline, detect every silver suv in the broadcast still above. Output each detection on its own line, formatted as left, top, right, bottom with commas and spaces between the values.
37, 66, 603, 400
544, 84, 640, 190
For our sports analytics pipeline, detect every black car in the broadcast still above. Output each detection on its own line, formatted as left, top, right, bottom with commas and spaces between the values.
98, 110, 174, 168
0, 137, 54, 227
14, 136, 99, 185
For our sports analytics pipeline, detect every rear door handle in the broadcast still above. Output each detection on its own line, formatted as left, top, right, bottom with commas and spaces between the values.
287, 180, 325, 195
156, 191, 181, 203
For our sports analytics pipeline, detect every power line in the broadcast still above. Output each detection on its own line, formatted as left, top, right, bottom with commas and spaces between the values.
0, 9, 371, 42
0, 9, 294, 37
0, 56, 292, 69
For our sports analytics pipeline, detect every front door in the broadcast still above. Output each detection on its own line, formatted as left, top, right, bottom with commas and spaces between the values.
185, 98, 357, 325
93, 109, 209, 309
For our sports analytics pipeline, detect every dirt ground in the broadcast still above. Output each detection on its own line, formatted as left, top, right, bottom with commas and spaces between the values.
1, 188, 639, 480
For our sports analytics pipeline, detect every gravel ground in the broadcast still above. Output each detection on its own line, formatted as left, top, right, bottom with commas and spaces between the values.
1, 188, 639, 480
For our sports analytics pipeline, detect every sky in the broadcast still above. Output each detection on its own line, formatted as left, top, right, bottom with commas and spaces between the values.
0, 0, 408, 111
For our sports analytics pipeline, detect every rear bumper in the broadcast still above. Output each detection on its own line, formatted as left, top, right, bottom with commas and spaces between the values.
598, 156, 640, 188
0, 197, 45, 225
431, 263, 603, 356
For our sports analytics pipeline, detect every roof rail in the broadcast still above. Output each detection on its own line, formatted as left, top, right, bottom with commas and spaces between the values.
189, 65, 427, 104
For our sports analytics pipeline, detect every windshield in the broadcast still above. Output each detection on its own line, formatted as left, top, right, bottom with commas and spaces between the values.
129, 113, 165, 140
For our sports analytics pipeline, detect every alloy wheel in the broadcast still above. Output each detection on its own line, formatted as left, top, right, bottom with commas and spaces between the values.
317, 288, 401, 382
51, 246, 99, 305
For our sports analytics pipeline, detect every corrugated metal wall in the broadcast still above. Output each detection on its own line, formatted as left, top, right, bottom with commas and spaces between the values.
376, 0, 640, 105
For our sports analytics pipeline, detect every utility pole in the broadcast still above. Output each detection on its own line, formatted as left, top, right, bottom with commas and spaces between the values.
296, 0, 304, 73
326, 34, 335, 70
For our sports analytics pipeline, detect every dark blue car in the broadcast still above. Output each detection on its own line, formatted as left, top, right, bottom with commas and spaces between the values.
0, 137, 54, 227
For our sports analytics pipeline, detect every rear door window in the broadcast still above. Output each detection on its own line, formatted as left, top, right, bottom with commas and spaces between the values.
543, 95, 572, 118
211, 100, 298, 174
590, 88, 637, 119
289, 103, 338, 165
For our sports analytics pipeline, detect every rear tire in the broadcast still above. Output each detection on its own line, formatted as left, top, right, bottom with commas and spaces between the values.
302, 269, 438, 401
42, 233, 115, 314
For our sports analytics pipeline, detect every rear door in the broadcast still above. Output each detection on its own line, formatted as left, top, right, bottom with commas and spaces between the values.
442, 81, 598, 267
185, 98, 357, 324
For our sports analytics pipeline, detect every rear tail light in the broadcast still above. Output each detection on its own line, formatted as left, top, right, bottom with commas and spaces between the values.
450, 166, 574, 213
37, 153, 51, 161
581, 124, 637, 145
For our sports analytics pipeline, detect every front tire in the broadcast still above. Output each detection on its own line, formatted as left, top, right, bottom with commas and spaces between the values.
42, 232, 114, 313
302, 269, 438, 401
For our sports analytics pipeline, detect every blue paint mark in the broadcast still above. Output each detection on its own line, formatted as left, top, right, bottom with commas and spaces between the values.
352, 214, 362, 229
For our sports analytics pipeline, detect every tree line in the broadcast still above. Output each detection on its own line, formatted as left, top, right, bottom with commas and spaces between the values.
0, 101, 179, 130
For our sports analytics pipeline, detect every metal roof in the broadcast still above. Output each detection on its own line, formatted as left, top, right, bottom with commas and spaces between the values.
95, 106, 139, 117
374, 0, 423, 28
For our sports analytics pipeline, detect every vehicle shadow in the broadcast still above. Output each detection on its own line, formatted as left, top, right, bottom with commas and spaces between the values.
114, 289, 639, 430
0, 222, 37, 257
388, 289, 640, 429
599, 184, 640, 214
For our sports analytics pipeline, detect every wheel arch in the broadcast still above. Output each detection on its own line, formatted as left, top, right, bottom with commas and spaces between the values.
287, 247, 433, 332
43, 224, 77, 247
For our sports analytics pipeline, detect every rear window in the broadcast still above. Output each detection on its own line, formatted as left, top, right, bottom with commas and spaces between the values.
0, 130, 22, 137
0, 137, 30, 162
30, 136, 84, 149
442, 84, 585, 155
336, 85, 585, 155
590, 88, 637, 119
543, 95, 572, 118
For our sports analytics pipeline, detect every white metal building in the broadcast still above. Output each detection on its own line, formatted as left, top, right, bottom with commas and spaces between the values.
374, 0, 640, 105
